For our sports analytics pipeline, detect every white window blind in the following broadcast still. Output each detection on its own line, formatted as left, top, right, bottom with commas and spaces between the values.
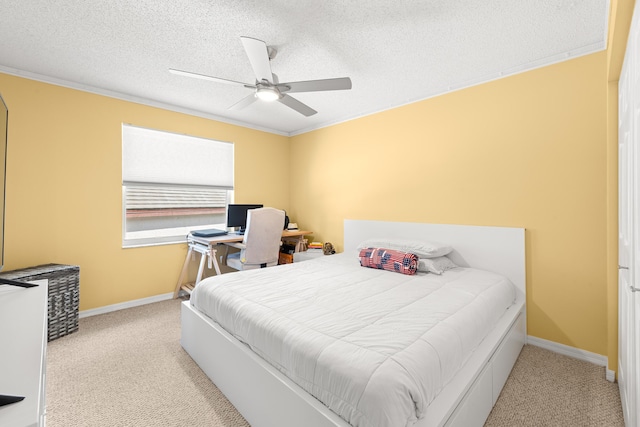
122, 124, 234, 188
122, 124, 234, 247
125, 184, 228, 210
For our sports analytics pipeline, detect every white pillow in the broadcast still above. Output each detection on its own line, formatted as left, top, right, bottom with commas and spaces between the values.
357, 238, 452, 258
418, 256, 458, 274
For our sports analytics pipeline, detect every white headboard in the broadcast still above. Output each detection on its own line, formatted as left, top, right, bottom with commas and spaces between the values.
344, 219, 526, 297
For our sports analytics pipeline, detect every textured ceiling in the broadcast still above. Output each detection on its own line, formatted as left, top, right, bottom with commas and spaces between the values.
0, 0, 609, 136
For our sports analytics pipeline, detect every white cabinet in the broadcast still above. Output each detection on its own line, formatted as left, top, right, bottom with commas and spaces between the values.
0, 279, 48, 427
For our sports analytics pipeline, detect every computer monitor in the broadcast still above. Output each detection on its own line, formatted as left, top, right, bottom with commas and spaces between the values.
226, 204, 263, 234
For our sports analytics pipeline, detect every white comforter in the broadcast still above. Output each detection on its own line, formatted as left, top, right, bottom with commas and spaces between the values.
190, 253, 515, 427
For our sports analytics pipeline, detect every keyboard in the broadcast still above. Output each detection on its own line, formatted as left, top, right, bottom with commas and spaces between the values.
191, 228, 228, 238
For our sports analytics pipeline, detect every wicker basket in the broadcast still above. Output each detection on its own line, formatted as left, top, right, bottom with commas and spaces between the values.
0, 264, 79, 341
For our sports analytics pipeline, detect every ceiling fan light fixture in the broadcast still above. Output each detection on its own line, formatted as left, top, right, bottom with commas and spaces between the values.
171, 37, 351, 116
256, 86, 280, 102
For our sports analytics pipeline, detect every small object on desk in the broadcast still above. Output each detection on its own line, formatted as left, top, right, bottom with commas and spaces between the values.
191, 228, 228, 238
0, 394, 25, 407
287, 222, 298, 230
308, 241, 323, 250
323, 242, 336, 255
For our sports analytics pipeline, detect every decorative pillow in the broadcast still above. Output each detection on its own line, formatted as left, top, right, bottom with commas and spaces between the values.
418, 256, 458, 274
359, 247, 418, 275
357, 238, 452, 258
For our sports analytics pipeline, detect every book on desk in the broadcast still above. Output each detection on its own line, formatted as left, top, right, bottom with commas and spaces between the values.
190, 228, 228, 238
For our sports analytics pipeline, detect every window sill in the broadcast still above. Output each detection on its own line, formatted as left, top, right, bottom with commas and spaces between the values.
123, 224, 225, 248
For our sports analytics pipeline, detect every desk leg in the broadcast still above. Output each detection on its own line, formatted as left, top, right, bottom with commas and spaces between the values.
195, 246, 221, 284
174, 245, 194, 298
208, 248, 221, 275
195, 250, 207, 285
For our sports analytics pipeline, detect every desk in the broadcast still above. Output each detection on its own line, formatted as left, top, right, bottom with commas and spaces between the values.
174, 230, 311, 298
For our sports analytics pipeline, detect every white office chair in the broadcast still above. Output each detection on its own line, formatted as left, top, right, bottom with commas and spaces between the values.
225, 207, 286, 271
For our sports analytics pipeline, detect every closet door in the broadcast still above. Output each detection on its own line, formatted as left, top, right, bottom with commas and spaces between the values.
619, 68, 635, 427
619, 3, 640, 425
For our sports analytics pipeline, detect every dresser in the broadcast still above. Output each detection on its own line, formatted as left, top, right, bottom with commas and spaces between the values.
0, 279, 47, 427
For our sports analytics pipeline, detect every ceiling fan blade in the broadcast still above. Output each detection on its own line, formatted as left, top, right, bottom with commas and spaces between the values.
240, 36, 273, 83
169, 68, 254, 88
278, 94, 317, 117
228, 93, 258, 111
278, 77, 352, 94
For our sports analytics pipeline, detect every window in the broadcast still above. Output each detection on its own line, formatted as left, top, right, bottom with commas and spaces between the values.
122, 124, 234, 247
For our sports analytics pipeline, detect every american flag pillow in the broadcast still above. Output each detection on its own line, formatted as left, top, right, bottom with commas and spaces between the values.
358, 247, 418, 275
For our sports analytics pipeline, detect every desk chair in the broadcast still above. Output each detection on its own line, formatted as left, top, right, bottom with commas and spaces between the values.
225, 207, 286, 271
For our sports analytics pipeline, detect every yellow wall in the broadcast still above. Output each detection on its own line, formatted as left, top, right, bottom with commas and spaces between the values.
291, 52, 609, 356
0, 73, 290, 310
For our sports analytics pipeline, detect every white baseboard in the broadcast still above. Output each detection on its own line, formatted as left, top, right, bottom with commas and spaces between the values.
79, 292, 175, 318
527, 335, 616, 382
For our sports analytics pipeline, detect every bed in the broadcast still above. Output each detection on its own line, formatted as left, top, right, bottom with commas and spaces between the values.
181, 219, 526, 427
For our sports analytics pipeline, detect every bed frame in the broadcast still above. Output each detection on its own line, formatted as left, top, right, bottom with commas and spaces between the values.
181, 220, 526, 427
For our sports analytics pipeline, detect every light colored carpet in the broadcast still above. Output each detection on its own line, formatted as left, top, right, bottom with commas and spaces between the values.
484, 344, 624, 426
47, 299, 624, 427
47, 298, 249, 427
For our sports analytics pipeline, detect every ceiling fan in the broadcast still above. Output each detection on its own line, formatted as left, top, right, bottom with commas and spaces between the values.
170, 36, 352, 117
